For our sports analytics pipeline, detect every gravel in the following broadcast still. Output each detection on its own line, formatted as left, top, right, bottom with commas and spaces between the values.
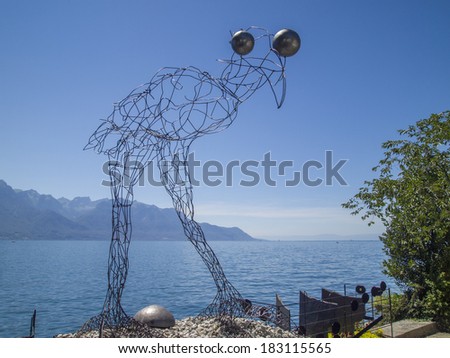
56, 316, 298, 338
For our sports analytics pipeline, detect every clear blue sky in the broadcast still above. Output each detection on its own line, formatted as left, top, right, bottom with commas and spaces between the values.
1, 0, 449, 239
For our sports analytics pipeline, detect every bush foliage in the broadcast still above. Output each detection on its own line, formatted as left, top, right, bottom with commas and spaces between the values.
343, 111, 450, 330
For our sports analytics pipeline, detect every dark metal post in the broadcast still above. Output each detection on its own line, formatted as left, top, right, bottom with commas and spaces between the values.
29, 310, 36, 338
388, 288, 393, 338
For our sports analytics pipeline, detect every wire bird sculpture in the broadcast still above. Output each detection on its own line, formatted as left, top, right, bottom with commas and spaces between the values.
80, 26, 300, 334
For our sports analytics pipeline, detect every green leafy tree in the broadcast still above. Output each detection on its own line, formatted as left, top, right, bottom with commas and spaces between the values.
343, 111, 450, 329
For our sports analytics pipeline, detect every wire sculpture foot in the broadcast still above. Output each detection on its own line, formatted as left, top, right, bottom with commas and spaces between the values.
77, 312, 163, 338
200, 291, 246, 318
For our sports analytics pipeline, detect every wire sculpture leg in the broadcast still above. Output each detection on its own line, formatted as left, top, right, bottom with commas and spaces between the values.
79, 153, 150, 335
102, 164, 133, 326
159, 145, 248, 318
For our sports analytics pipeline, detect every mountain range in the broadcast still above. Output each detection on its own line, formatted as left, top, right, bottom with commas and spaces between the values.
0, 180, 255, 241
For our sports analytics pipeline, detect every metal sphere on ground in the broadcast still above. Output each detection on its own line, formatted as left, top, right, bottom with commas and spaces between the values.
272, 29, 301, 57
134, 304, 175, 328
231, 30, 255, 56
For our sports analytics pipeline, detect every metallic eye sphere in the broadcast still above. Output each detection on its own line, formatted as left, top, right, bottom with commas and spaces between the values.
231, 30, 255, 56
272, 29, 301, 57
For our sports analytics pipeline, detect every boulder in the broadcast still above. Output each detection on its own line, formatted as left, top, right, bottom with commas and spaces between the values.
134, 305, 175, 328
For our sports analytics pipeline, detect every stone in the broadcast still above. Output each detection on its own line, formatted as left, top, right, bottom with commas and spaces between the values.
134, 305, 175, 328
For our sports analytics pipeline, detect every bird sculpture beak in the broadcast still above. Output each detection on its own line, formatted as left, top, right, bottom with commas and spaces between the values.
274, 72, 287, 109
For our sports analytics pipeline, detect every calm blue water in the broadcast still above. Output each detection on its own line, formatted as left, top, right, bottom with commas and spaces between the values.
0, 239, 395, 337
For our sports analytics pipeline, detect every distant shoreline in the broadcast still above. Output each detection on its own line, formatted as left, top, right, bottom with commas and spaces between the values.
2, 237, 381, 242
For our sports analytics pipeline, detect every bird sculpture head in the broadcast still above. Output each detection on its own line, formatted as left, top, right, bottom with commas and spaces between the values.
220, 26, 301, 108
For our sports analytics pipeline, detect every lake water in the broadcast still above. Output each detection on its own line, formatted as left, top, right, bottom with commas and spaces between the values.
0, 239, 395, 337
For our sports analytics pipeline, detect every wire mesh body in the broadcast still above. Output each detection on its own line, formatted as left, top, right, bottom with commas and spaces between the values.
80, 27, 293, 335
